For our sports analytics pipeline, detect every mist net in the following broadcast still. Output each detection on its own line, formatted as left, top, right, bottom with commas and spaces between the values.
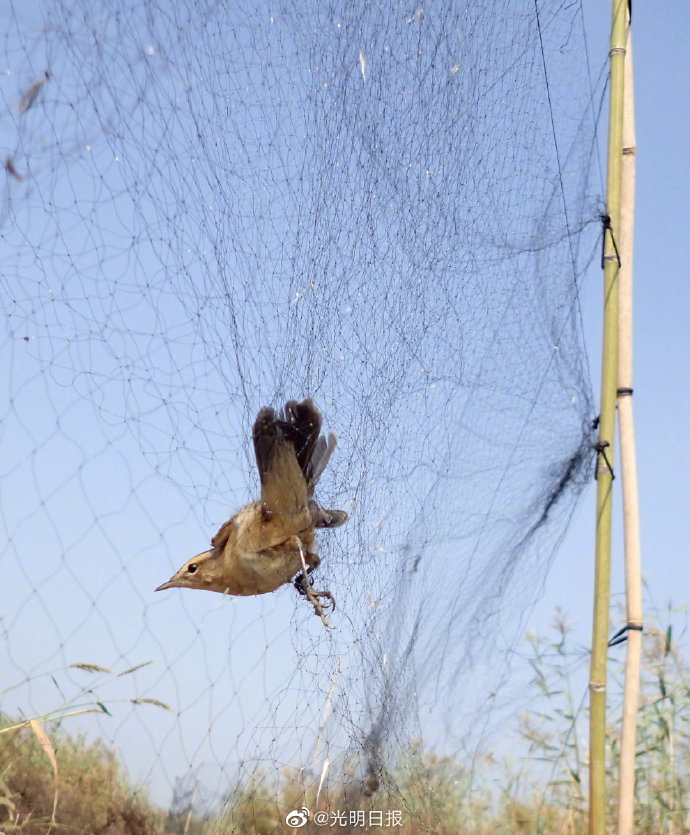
1, 0, 603, 828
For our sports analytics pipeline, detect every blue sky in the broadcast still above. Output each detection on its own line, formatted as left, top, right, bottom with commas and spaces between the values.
1, 0, 689, 813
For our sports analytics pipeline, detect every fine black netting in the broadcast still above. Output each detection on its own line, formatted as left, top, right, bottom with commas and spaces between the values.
1, 0, 604, 828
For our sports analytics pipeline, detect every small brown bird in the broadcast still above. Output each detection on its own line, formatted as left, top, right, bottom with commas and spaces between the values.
155, 398, 347, 623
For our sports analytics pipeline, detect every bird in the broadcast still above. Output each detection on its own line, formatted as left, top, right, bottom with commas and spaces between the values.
155, 398, 348, 624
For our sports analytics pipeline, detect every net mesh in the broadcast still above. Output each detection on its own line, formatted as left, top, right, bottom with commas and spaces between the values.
1, 0, 604, 827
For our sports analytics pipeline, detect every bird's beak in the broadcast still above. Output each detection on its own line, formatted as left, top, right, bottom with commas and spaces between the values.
154, 578, 177, 592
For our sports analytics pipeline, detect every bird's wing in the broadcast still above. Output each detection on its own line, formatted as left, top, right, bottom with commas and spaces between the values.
307, 432, 337, 494
253, 403, 316, 519
283, 399, 320, 477
252, 406, 279, 484
211, 517, 235, 549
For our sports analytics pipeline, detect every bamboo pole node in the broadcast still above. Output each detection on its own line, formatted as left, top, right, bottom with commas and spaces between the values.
609, 46, 626, 56
608, 622, 644, 647
616, 387, 633, 397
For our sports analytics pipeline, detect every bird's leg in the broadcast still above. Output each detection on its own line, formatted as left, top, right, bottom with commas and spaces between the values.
293, 537, 335, 628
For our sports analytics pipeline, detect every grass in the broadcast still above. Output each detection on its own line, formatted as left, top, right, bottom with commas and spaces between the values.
0, 717, 161, 833
1, 607, 688, 833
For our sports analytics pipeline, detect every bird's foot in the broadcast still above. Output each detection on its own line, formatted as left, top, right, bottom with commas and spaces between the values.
306, 586, 336, 628
294, 571, 336, 627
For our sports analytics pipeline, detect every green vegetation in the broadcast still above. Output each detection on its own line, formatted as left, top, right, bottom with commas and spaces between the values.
2, 610, 688, 833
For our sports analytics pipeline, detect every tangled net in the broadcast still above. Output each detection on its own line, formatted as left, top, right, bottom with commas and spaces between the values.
1, 0, 605, 827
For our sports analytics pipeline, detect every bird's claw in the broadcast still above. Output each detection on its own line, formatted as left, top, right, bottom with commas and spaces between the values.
306, 586, 336, 628
294, 571, 336, 628
317, 590, 336, 611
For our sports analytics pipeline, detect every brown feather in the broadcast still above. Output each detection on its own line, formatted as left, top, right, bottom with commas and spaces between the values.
251, 398, 325, 520
259, 440, 309, 520
252, 406, 279, 484
211, 517, 236, 549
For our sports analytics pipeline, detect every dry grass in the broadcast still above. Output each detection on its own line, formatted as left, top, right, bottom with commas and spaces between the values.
2, 607, 689, 833
0, 717, 163, 834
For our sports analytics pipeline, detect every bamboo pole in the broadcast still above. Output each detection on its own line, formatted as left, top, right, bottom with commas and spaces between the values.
616, 24, 640, 835
588, 1, 628, 832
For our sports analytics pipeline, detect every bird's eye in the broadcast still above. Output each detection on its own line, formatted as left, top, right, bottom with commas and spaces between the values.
187, 563, 198, 574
